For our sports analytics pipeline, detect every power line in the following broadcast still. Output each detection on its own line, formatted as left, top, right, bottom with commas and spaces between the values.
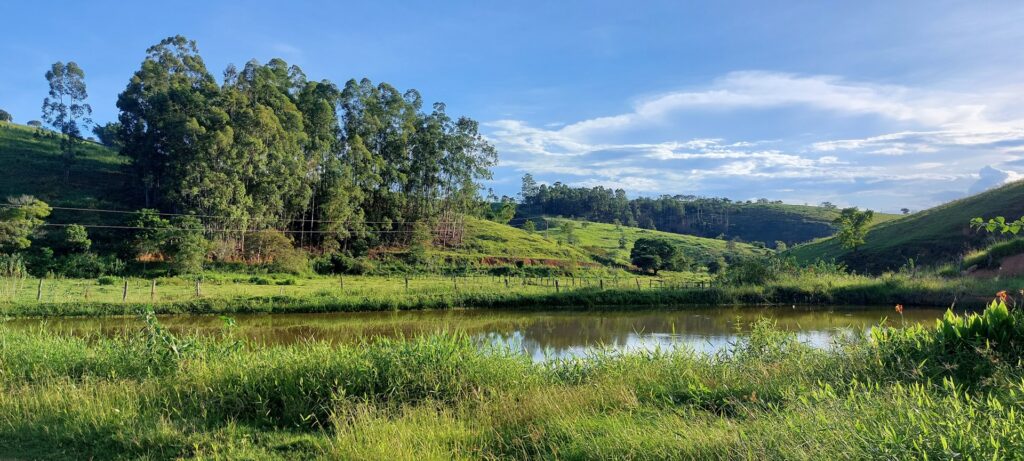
3, 204, 545, 225
42, 223, 449, 234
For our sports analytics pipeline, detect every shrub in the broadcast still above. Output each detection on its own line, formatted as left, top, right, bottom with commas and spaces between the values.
56, 253, 124, 278
313, 253, 373, 275
872, 298, 1024, 386
62, 224, 92, 253
244, 230, 308, 274
97, 275, 118, 286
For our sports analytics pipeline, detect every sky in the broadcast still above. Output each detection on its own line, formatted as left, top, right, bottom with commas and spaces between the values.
2, 1, 1024, 212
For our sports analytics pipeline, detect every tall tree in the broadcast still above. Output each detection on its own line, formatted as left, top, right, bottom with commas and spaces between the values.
42, 61, 92, 182
117, 36, 232, 212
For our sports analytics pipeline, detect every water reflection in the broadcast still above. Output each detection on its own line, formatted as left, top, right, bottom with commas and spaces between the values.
3, 306, 946, 361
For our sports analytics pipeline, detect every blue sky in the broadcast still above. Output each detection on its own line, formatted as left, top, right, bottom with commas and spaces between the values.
3, 1, 1024, 212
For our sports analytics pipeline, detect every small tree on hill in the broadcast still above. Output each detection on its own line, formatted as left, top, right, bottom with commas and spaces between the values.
0, 109, 11, 122
523, 219, 536, 233
833, 207, 874, 252
561, 221, 578, 245
92, 122, 123, 149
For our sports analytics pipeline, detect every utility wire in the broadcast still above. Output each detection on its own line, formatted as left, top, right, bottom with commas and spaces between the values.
2, 204, 545, 225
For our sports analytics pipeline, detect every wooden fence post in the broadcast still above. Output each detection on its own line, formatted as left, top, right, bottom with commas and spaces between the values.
150, 279, 156, 302
405, 277, 409, 292
635, 278, 641, 290
122, 279, 128, 302
555, 279, 560, 293
195, 279, 202, 297
340, 276, 345, 293
36, 278, 42, 302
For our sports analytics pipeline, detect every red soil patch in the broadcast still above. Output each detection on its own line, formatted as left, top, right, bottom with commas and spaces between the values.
970, 253, 1024, 278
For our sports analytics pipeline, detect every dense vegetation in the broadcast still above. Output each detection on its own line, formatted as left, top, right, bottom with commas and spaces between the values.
0, 298, 1021, 459
517, 176, 899, 247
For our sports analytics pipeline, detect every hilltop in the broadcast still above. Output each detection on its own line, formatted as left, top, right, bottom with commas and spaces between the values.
789, 179, 1024, 273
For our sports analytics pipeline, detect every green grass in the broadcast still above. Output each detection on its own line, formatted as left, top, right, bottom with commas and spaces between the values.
0, 271, 1015, 317
535, 217, 768, 267
0, 307, 1021, 459
0, 122, 128, 210
433, 217, 595, 264
963, 237, 1024, 270
790, 179, 1024, 273
699, 202, 901, 246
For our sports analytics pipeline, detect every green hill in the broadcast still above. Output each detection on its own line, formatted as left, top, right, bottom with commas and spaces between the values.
534, 217, 768, 268
0, 122, 128, 209
789, 180, 1024, 273
437, 217, 594, 263
707, 203, 901, 246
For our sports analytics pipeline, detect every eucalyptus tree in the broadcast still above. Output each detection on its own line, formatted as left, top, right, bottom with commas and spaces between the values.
117, 35, 233, 214
42, 61, 92, 182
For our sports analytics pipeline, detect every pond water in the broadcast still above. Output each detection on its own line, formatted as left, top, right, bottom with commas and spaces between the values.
3, 306, 947, 361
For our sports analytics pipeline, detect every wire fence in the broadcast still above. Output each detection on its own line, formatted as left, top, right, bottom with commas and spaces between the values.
0, 273, 716, 305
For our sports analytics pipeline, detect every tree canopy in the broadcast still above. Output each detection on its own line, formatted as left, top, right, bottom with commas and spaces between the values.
115, 35, 497, 256
630, 237, 686, 274
832, 207, 875, 251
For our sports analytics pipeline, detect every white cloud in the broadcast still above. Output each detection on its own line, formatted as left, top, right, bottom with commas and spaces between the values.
484, 71, 1024, 210
968, 166, 1024, 194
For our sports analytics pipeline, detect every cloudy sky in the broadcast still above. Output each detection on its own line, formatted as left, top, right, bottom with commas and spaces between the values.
3, 1, 1024, 211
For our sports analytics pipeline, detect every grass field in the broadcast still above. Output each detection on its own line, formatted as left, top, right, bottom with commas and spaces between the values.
532, 217, 767, 267
790, 179, 1024, 273
0, 304, 1020, 459
0, 270, 1015, 317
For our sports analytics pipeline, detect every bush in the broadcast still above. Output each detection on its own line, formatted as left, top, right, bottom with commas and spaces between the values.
314, 253, 374, 275
97, 275, 118, 286
244, 230, 308, 274
56, 253, 124, 278
872, 299, 1024, 386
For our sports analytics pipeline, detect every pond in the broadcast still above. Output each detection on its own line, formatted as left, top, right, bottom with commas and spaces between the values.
3, 306, 947, 361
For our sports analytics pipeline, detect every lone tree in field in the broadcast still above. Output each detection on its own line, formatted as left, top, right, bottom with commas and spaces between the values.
0, 109, 11, 123
42, 61, 92, 183
630, 237, 686, 274
832, 207, 874, 251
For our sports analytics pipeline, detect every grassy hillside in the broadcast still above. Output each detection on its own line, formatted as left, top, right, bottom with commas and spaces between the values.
790, 180, 1024, 273
535, 217, 768, 267
0, 122, 128, 209
435, 217, 594, 263
717, 203, 900, 246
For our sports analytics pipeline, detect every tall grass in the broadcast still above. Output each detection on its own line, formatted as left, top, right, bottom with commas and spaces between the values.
0, 303, 1022, 459
0, 271, 1017, 318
